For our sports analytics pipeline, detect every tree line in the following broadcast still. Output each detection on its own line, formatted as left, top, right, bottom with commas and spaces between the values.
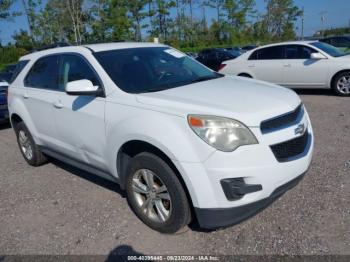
1, 0, 303, 64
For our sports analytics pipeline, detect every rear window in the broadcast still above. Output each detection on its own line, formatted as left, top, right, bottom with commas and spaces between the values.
249, 46, 284, 60
9, 60, 29, 83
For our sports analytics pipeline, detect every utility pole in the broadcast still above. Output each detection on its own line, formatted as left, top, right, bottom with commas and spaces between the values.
301, 6, 305, 40
319, 11, 327, 38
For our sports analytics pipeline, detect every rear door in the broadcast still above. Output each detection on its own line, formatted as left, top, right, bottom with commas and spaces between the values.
282, 45, 329, 87
52, 53, 107, 170
247, 46, 284, 84
23, 55, 60, 147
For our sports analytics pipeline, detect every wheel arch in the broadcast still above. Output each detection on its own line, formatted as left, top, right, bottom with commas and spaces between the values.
330, 69, 350, 88
116, 139, 196, 211
10, 113, 23, 129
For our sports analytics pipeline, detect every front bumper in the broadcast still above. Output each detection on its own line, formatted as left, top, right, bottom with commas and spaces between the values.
194, 172, 305, 228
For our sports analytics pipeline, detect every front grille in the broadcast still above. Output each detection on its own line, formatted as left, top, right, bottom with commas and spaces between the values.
270, 130, 309, 162
261, 104, 304, 134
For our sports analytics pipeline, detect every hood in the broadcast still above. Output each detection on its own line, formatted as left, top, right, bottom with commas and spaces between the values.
136, 76, 301, 127
334, 53, 350, 61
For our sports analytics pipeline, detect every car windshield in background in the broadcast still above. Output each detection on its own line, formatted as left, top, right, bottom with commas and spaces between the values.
94, 47, 223, 93
310, 42, 347, 57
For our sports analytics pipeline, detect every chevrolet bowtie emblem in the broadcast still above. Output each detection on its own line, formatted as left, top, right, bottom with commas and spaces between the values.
295, 123, 306, 136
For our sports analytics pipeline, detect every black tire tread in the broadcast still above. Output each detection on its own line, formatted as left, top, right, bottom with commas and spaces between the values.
125, 152, 191, 234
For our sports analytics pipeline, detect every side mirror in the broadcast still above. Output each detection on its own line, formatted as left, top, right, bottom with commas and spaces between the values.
65, 79, 103, 96
310, 52, 327, 60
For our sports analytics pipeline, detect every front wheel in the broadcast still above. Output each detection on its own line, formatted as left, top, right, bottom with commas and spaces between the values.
126, 152, 191, 234
332, 72, 350, 96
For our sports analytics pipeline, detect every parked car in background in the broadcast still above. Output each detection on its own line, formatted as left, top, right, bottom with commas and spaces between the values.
241, 45, 258, 53
220, 41, 350, 96
225, 47, 242, 58
0, 64, 17, 83
197, 48, 238, 71
185, 52, 198, 59
319, 36, 350, 49
8, 42, 313, 233
0, 61, 29, 123
0, 79, 9, 123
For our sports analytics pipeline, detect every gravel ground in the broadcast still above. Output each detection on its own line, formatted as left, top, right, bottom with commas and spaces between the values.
0, 89, 349, 256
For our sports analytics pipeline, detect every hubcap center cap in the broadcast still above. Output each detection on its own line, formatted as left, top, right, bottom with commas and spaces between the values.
149, 191, 156, 199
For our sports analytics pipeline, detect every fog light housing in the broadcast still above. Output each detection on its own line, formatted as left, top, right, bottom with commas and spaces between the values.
220, 178, 263, 201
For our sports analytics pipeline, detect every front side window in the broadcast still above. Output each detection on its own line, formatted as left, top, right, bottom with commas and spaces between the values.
59, 54, 101, 91
94, 47, 222, 94
24, 55, 60, 90
284, 45, 317, 59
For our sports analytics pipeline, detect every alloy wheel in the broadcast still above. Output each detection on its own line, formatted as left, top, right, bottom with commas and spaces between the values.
18, 130, 33, 160
131, 169, 172, 223
337, 75, 350, 95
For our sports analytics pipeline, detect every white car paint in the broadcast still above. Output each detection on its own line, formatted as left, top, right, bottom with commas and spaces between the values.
220, 41, 350, 89
8, 43, 313, 227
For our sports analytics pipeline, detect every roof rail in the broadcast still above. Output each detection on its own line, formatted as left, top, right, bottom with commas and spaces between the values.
31, 42, 72, 53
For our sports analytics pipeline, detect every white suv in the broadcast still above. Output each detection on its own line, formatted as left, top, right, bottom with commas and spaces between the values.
8, 43, 313, 233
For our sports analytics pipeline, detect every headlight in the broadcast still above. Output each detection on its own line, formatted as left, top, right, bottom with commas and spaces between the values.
188, 115, 258, 152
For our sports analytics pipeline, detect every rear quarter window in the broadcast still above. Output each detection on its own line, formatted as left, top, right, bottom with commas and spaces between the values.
24, 55, 60, 90
9, 60, 30, 84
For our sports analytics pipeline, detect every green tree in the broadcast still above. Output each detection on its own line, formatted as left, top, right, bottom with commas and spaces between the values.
127, 0, 149, 41
261, 0, 302, 41
12, 29, 33, 50
222, 0, 255, 43
107, 0, 132, 41
87, 0, 110, 42
0, 0, 14, 20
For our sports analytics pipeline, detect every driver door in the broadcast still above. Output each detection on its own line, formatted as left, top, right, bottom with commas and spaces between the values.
282, 45, 329, 88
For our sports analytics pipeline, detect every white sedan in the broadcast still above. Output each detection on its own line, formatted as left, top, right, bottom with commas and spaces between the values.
220, 41, 350, 96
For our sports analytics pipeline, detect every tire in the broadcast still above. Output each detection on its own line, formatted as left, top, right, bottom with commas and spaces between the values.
14, 122, 47, 166
125, 152, 191, 234
332, 71, 350, 96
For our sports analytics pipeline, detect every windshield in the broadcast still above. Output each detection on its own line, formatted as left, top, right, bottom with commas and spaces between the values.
94, 47, 223, 93
310, 42, 347, 57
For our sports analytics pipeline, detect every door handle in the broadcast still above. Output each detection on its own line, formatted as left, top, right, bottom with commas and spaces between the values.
53, 100, 63, 109
248, 64, 255, 68
23, 93, 29, 99
284, 64, 291, 67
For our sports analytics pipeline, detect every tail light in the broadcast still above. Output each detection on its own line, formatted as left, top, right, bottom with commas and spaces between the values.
218, 63, 227, 72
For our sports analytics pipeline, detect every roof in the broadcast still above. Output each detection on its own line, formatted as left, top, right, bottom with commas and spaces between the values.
84, 42, 167, 52
20, 42, 168, 61
261, 40, 316, 48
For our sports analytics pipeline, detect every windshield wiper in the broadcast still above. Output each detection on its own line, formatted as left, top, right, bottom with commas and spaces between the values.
190, 73, 224, 83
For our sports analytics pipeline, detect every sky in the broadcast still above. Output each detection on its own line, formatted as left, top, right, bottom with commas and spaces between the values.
0, 0, 349, 45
